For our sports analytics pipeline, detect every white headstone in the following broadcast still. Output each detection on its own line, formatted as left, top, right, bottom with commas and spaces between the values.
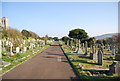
16, 47, 20, 53
10, 43, 14, 55
24, 47, 27, 52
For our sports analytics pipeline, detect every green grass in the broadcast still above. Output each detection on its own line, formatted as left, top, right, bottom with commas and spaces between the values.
1, 45, 50, 75
61, 44, 120, 79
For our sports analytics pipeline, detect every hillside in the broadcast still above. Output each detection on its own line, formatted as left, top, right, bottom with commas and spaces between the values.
93, 33, 118, 39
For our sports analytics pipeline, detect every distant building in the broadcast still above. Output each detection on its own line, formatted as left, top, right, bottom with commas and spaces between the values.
0, 17, 9, 30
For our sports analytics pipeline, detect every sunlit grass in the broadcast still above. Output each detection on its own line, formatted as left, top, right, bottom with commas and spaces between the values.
61, 44, 119, 78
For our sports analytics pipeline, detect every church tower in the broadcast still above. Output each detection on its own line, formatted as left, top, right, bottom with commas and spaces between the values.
0, 17, 9, 30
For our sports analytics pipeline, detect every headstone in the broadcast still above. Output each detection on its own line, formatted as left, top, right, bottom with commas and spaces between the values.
23, 47, 27, 52
16, 47, 20, 53
10, 43, 14, 56
100, 45, 104, 54
94, 47, 98, 63
109, 61, 120, 76
107, 45, 110, 51
67, 40, 69, 46
76, 39, 83, 53
84, 41, 88, 55
70, 40, 73, 48
90, 45, 95, 59
110, 45, 113, 50
6, 40, 9, 46
0, 40, 2, 58
82, 43, 85, 52
112, 46, 116, 55
98, 49, 103, 65
115, 54, 120, 61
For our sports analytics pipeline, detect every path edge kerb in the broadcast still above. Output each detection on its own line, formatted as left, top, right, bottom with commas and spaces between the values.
59, 44, 81, 79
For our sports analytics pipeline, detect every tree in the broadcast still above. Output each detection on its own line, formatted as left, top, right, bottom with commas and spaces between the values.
29, 31, 39, 39
113, 33, 120, 46
21, 29, 31, 39
1, 28, 8, 39
7, 28, 23, 47
54, 37, 59, 41
68, 28, 89, 53
68, 28, 88, 40
61, 36, 69, 45
88, 37, 95, 47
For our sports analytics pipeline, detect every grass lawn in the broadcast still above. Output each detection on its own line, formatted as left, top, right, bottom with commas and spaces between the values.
61, 44, 120, 79
1, 45, 50, 75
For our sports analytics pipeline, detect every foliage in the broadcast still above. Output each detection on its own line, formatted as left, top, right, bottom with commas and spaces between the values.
21, 29, 32, 38
53, 37, 59, 41
113, 33, 120, 46
61, 36, 69, 44
87, 37, 95, 47
1, 28, 8, 38
68, 28, 89, 40
106, 37, 114, 45
2, 28, 23, 47
29, 31, 39, 39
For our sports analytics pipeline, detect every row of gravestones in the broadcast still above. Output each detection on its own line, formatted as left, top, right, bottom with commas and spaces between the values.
0, 38, 54, 57
66, 40, 120, 60
64, 40, 120, 76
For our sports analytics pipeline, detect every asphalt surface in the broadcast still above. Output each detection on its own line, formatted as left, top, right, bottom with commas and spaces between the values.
2, 43, 77, 79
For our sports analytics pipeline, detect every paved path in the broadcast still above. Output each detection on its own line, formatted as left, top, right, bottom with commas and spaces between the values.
2, 43, 77, 79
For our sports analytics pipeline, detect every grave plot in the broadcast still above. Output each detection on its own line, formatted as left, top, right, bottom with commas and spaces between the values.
61, 42, 120, 79
0, 38, 54, 75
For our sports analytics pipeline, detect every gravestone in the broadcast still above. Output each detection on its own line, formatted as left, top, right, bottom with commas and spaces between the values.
67, 40, 69, 46
90, 45, 95, 59
10, 43, 14, 56
110, 45, 113, 50
93, 46, 98, 63
84, 41, 88, 55
107, 45, 110, 51
77, 39, 83, 53
109, 61, 120, 76
112, 46, 116, 55
6, 41, 9, 46
82, 43, 85, 52
24, 47, 27, 52
0, 40, 2, 58
70, 40, 73, 49
16, 47, 20, 53
98, 49, 103, 65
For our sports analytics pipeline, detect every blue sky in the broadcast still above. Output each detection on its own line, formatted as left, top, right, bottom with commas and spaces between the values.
1, 2, 118, 38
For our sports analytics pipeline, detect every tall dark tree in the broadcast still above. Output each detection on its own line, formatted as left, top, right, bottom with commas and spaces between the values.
68, 28, 89, 53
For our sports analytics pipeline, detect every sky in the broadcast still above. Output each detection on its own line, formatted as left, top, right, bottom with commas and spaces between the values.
1, 2, 118, 38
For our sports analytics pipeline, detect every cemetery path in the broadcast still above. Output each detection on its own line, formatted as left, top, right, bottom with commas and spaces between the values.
2, 43, 77, 79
